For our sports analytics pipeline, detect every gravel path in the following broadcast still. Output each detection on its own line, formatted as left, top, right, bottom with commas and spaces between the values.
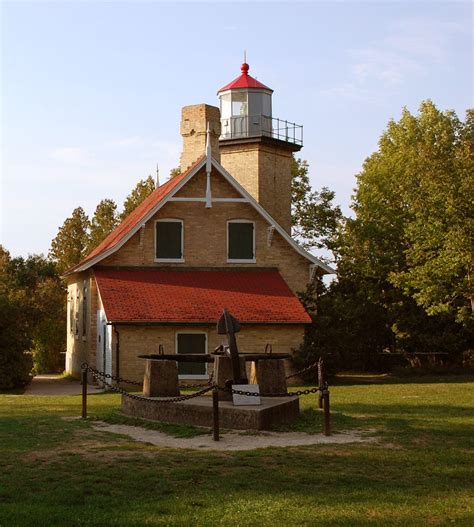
90, 420, 377, 451
24, 375, 103, 396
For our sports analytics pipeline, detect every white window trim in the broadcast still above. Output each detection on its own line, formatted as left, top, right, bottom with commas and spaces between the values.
175, 331, 208, 379
227, 219, 256, 263
154, 218, 185, 263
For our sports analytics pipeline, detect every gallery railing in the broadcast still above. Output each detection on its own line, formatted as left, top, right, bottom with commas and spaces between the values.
220, 115, 303, 147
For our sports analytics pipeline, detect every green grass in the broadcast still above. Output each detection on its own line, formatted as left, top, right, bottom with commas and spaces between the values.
0, 376, 473, 526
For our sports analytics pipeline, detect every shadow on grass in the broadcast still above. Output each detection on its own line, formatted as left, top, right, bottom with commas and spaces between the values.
333, 373, 474, 386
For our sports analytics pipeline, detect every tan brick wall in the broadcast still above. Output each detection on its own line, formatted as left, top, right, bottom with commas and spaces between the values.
174, 168, 241, 199
220, 142, 293, 233
113, 324, 305, 383
101, 169, 311, 294
180, 104, 221, 171
65, 271, 99, 377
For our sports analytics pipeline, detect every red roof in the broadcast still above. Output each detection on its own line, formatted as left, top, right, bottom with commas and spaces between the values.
94, 269, 311, 324
218, 63, 273, 93
68, 158, 204, 273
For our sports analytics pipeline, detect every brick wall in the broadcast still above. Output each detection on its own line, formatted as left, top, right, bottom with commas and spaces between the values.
65, 271, 99, 378
180, 104, 221, 171
101, 167, 311, 293
112, 324, 305, 383
220, 142, 294, 233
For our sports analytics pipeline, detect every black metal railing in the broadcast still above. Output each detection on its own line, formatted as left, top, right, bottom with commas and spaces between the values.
220, 115, 303, 146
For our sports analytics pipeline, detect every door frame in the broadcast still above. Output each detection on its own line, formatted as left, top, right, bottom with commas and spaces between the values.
96, 310, 112, 383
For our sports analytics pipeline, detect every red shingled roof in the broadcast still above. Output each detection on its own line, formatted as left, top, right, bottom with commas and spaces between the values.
68, 158, 204, 273
218, 63, 273, 93
94, 269, 311, 324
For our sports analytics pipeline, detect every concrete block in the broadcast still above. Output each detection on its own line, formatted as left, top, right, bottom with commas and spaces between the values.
143, 359, 180, 397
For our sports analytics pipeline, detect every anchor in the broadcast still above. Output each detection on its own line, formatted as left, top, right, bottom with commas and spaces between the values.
217, 308, 248, 385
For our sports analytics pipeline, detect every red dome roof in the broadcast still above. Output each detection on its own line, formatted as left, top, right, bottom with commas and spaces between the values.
218, 63, 273, 93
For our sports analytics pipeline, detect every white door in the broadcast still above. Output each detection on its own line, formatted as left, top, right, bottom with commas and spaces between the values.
96, 311, 112, 385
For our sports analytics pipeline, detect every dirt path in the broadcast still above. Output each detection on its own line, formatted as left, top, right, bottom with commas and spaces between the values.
24, 375, 103, 396
90, 420, 377, 451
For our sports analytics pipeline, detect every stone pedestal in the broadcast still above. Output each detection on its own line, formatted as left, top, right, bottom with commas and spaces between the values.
143, 359, 180, 397
250, 359, 287, 395
214, 356, 246, 400
122, 395, 300, 430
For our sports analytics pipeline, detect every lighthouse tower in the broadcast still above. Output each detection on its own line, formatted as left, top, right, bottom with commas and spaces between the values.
218, 61, 302, 233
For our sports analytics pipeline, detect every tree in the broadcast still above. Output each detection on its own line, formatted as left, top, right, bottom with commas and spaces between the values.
0, 246, 33, 389
293, 102, 473, 373
49, 207, 89, 274
120, 176, 156, 220
169, 167, 181, 179
86, 199, 119, 254
386, 105, 474, 323
338, 102, 473, 359
291, 158, 342, 260
4, 252, 65, 375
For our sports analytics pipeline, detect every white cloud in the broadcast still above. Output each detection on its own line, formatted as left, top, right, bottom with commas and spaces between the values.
321, 16, 465, 100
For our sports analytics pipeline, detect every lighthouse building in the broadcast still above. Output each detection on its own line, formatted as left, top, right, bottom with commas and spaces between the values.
64, 62, 332, 383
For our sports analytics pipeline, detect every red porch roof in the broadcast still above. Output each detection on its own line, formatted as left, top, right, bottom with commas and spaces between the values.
94, 269, 311, 324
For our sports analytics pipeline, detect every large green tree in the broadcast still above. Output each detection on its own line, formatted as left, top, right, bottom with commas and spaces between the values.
5, 253, 65, 374
291, 158, 342, 260
120, 176, 156, 220
86, 198, 119, 254
294, 102, 473, 372
49, 207, 89, 274
386, 106, 474, 323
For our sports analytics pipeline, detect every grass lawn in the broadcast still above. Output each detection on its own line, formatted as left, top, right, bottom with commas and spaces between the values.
0, 376, 473, 526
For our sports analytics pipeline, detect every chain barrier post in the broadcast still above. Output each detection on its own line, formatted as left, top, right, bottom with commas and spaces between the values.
212, 387, 219, 441
81, 365, 88, 419
322, 383, 331, 436
318, 359, 324, 409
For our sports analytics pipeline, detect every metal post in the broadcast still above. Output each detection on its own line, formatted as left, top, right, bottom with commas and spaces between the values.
318, 360, 324, 409
323, 386, 331, 436
81, 367, 88, 419
212, 387, 219, 441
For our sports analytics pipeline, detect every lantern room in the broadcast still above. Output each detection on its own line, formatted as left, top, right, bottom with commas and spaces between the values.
217, 62, 302, 146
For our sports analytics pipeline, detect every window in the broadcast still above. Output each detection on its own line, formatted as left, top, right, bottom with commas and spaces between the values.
155, 220, 183, 262
75, 289, 80, 338
227, 220, 255, 262
176, 333, 207, 379
82, 280, 87, 340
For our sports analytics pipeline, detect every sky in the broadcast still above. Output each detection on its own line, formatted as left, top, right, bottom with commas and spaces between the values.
1, 1, 472, 258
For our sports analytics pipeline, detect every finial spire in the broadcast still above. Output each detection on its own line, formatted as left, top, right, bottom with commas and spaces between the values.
156, 163, 160, 187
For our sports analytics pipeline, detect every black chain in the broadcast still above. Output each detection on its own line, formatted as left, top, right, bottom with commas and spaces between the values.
217, 384, 325, 398
83, 363, 214, 391
82, 363, 328, 402
285, 360, 320, 380
82, 364, 142, 386
84, 364, 215, 403
179, 370, 215, 390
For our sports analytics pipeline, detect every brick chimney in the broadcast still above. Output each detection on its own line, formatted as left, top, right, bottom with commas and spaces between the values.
180, 104, 221, 172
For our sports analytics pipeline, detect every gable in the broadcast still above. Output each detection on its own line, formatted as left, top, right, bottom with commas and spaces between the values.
66, 153, 333, 276
174, 167, 241, 199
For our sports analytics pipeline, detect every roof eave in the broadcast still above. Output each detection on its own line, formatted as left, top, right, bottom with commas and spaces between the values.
63, 157, 208, 275
210, 158, 335, 275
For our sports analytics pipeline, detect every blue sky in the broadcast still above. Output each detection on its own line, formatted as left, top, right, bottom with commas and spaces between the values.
1, 1, 472, 257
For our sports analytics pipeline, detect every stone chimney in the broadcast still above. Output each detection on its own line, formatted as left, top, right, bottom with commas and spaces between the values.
180, 104, 221, 172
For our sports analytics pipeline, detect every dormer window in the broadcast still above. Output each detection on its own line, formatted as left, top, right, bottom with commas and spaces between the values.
227, 220, 255, 263
155, 219, 184, 262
